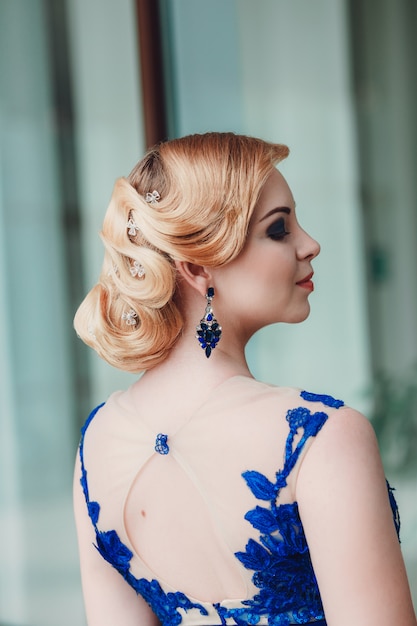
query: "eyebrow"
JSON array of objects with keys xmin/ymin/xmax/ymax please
[{"xmin": 259, "ymin": 207, "xmax": 291, "ymax": 222}]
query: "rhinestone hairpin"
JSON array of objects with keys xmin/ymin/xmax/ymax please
[
  {"xmin": 129, "ymin": 260, "xmax": 145, "ymax": 278},
  {"xmin": 145, "ymin": 190, "xmax": 160, "ymax": 204},
  {"xmin": 107, "ymin": 264, "xmax": 119, "ymax": 277},
  {"xmin": 127, "ymin": 217, "xmax": 140, "ymax": 236},
  {"xmin": 122, "ymin": 309, "xmax": 138, "ymax": 326}
]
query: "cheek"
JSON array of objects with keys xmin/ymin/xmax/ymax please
[
  {"xmin": 214, "ymin": 247, "xmax": 297, "ymax": 306},
  {"xmin": 255, "ymin": 251, "xmax": 296, "ymax": 288},
  {"xmin": 241, "ymin": 260, "xmax": 295, "ymax": 312}
]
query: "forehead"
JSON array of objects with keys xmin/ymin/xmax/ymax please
[{"xmin": 253, "ymin": 169, "xmax": 294, "ymax": 220}]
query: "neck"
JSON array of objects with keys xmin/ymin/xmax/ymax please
[{"xmin": 142, "ymin": 319, "xmax": 254, "ymax": 392}]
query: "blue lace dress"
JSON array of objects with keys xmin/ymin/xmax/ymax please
[{"xmin": 78, "ymin": 377, "xmax": 400, "ymax": 626}]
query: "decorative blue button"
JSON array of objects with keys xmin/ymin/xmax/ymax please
[{"xmin": 155, "ymin": 433, "xmax": 169, "ymax": 455}]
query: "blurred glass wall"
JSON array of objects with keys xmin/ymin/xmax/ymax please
[
  {"xmin": 0, "ymin": 1, "xmax": 415, "ymax": 624},
  {"xmin": 0, "ymin": 1, "xmax": 143, "ymax": 624}
]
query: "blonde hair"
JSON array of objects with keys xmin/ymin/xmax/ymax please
[{"xmin": 74, "ymin": 132, "xmax": 289, "ymax": 372}]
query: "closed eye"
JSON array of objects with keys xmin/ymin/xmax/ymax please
[{"xmin": 266, "ymin": 217, "xmax": 290, "ymax": 241}]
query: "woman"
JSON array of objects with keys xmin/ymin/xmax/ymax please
[{"xmin": 73, "ymin": 133, "xmax": 416, "ymax": 626}]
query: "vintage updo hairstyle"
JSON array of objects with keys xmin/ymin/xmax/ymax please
[{"xmin": 74, "ymin": 132, "xmax": 289, "ymax": 372}]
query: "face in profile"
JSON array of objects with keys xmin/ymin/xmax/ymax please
[{"xmin": 211, "ymin": 168, "xmax": 320, "ymax": 340}]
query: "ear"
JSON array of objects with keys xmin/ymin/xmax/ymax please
[{"xmin": 174, "ymin": 260, "xmax": 212, "ymax": 298}]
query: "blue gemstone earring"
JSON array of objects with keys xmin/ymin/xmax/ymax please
[{"xmin": 196, "ymin": 287, "xmax": 222, "ymax": 358}]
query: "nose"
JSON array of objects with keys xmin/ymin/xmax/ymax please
[{"xmin": 297, "ymin": 228, "xmax": 320, "ymax": 261}]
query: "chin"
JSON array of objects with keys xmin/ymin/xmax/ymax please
[{"xmin": 287, "ymin": 305, "xmax": 311, "ymax": 324}]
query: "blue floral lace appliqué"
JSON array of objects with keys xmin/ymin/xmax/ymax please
[
  {"xmin": 224, "ymin": 405, "xmax": 333, "ymax": 626},
  {"xmin": 79, "ymin": 403, "xmax": 104, "ymax": 526},
  {"xmin": 387, "ymin": 481, "xmax": 401, "ymax": 539},
  {"xmin": 300, "ymin": 390, "xmax": 344, "ymax": 409},
  {"xmin": 95, "ymin": 528, "xmax": 208, "ymax": 625}
]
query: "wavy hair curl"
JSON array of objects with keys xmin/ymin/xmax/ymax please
[{"xmin": 74, "ymin": 132, "xmax": 289, "ymax": 372}]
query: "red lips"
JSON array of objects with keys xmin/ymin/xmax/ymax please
[{"xmin": 296, "ymin": 272, "xmax": 314, "ymax": 290}]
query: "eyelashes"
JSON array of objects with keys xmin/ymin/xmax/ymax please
[{"xmin": 266, "ymin": 217, "xmax": 290, "ymax": 241}]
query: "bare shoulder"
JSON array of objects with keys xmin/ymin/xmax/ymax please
[
  {"xmin": 295, "ymin": 405, "xmax": 385, "ymax": 518},
  {"xmin": 302, "ymin": 404, "xmax": 379, "ymax": 461},
  {"xmin": 294, "ymin": 405, "xmax": 416, "ymax": 625},
  {"xmin": 80, "ymin": 390, "xmax": 127, "ymax": 442}
]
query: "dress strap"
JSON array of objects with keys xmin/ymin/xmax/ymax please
[
  {"xmin": 242, "ymin": 402, "xmax": 330, "ymax": 503},
  {"xmin": 79, "ymin": 402, "xmax": 105, "ymax": 527}
]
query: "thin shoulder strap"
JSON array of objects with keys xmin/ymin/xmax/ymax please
[
  {"xmin": 79, "ymin": 402, "xmax": 105, "ymax": 528},
  {"xmin": 242, "ymin": 403, "xmax": 332, "ymax": 504}
]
